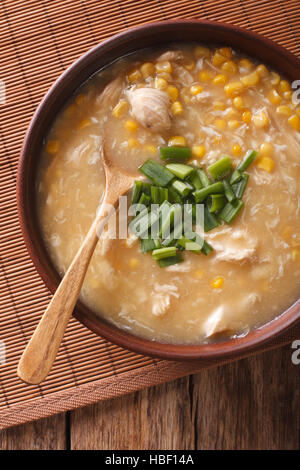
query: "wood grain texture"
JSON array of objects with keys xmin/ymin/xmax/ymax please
[
  {"xmin": 0, "ymin": 414, "xmax": 67, "ymax": 450},
  {"xmin": 70, "ymin": 345, "xmax": 299, "ymax": 450},
  {"xmin": 70, "ymin": 377, "xmax": 195, "ymax": 450}
]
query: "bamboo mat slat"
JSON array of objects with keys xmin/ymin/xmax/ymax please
[{"xmin": 0, "ymin": 0, "xmax": 299, "ymax": 430}]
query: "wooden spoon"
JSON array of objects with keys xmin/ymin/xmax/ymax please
[{"xmin": 18, "ymin": 143, "xmax": 137, "ymax": 384}]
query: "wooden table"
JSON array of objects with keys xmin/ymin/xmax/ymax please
[{"xmin": 0, "ymin": 344, "xmax": 299, "ymax": 450}]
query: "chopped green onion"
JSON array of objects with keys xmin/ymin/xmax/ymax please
[
  {"xmin": 193, "ymin": 181, "xmax": 224, "ymax": 203},
  {"xmin": 177, "ymin": 236, "xmax": 202, "ymax": 253},
  {"xmin": 159, "ymin": 146, "xmax": 191, "ymax": 161},
  {"xmin": 139, "ymin": 159, "xmax": 174, "ymax": 186},
  {"xmin": 141, "ymin": 238, "xmax": 161, "ymax": 253},
  {"xmin": 168, "ymin": 185, "xmax": 182, "ymax": 203},
  {"xmin": 131, "ymin": 181, "xmax": 143, "ymax": 204},
  {"xmin": 232, "ymin": 173, "xmax": 249, "ymax": 198},
  {"xmin": 198, "ymin": 169, "xmax": 210, "ymax": 187},
  {"xmin": 152, "ymin": 246, "xmax": 177, "ymax": 260},
  {"xmin": 237, "ymin": 150, "xmax": 258, "ymax": 172},
  {"xmin": 160, "ymin": 204, "xmax": 182, "ymax": 239},
  {"xmin": 230, "ymin": 169, "xmax": 242, "ymax": 185},
  {"xmin": 157, "ymin": 253, "xmax": 184, "ymax": 267},
  {"xmin": 183, "ymin": 230, "xmax": 213, "ymax": 255},
  {"xmin": 219, "ymin": 199, "xmax": 244, "ymax": 224},
  {"xmin": 222, "ymin": 179, "xmax": 236, "ymax": 202},
  {"xmin": 208, "ymin": 156, "xmax": 232, "ymax": 180},
  {"xmin": 207, "ymin": 194, "xmax": 227, "ymax": 213},
  {"xmin": 172, "ymin": 180, "xmax": 193, "ymax": 197},
  {"xmin": 162, "ymin": 221, "xmax": 184, "ymax": 247},
  {"xmin": 203, "ymin": 206, "xmax": 219, "ymax": 232},
  {"xmin": 138, "ymin": 192, "xmax": 151, "ymax": 206},
  {"xmin": 189, "ymin": 169, "xmax": 203, "ymax": 190},
  {"xmin": 150, "ymin": 185, "xmax": 168, "ymax": 204},
  {"xmin": 166, "ymin": 163, "xmax": 194, "ymax": 179}
]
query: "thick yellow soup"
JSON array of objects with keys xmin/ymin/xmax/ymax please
[{"xmin": 36, "ymin": 45, "xmax": 300, "ymax": 344}]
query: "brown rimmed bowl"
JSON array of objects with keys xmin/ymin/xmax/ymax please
[{"xmin": 17, "ymin": 20, "xmax": 300, "ymax": 361}]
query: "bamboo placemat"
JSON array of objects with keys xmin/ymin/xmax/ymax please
[{"xmin": 1, "ymin": 0, "xmax": 300, "ymax": 430}]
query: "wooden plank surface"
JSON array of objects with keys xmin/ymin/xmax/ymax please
[{"xmin": 1, "ymin": 345, "xmax": 299, "ymax": 450}]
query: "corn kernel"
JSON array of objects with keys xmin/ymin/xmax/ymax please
[
  {"xmin": 280, "ymin": 80, "xmax": 291, "ymax": 93},
  {"xmin": 128, "ymin": 69, "xmax": 142, "ymax": 82},
  {"xmin": 283, "ymin": 90, "xmax": 293, "ymax": 100},
  {"xmin": 253, "ymin": 111, "xmax": 269, "ymax": 128},
  {"xmin": 140, "ymin": 62, "xmax": 155, "ymax": 78},
  {"xmin": 213, "ymin": 100, "xmax": 226, "ymax": 110},
  {"xmin": 210, "ymin": 276, "xmax": 224, "ymax": 289},
  {"xmin": 296, "ymin": 107, "xmax": 300, "ymax": 118},
  {"xmin": 256, "ymin": 156, "xmax": 274, "ymax": 172},
  {"xmin": 239, "ymin": 58, "xmax": 253, "ymax": 69},
  {"xmin": 276, "ymin": 105, "xmax": 292, "ymax": 116},
  {"xmin": 233, "ymin": 96, "xmax": 245, "ymax": 110},
  {"xmin": 213, "ymin": 74, "xmax": 228, "ymax": 85},
  {"xmin": 129, "ymin": 258, "xmax": 139, "ymax": 268},
  {"xmin": 268, "ymin": 88, "xmax": 281, "ymax": 105},
  {"xmin": 143, "ymin": 144, "xmax": 157, "ymax": 154},
  {"xmin": 77, "ymin": 118, "xmax": 91, "ymax": 130},
  {"xmin": 212, "ymin": 52, "xmax": 227, "ymax": 67},
  {"xmin": 190, "ymin": 84, "xmax": 203, "ymax": 95},
  {"xmin": 166, "ymin": 85, "xmax": 179, "ymax": 101},
  {"xmin": 112, "ymin": 100, "xmax": 128, "ymax": 118},
  {"xmin": 154, "ymin": 77, "xmax": 168, "ymax": 89},
  {"xmin": 221, "ymin": 60, "xmax": 238, "ymax": 75},
  {"xmin": 291, "ymin": 249, "xmax": 300, "ymax": 265},
  {"xmin": 259, "ymin": 142, "xmax": 273, "ymax": 157},
  {"xmin": 194, "ymin": 46, "xmax": 210, "ymax": 58},
  {"xmin": 242, "ymin": 110, "xmax": 252, "ymax": 124},
  {"xmin": 46, "ymin": 140, "xmax": 60, "ymax": 154},
  {"xmin": 232, "ymin": 144, "xmax": 242, "ymax": 156},
  {"xmin": 214, "ymin": 119, "xmax": 226, "ymax": 130},
  {"xmin": 199, "ymin": 70, "xmax": 212, "ymax": 82},
  {"xmin": 224, "ymin": 81, "xmax": 244, "ymax": 97},
  {"xmin": 155, "ymin": 61, "xmax": 172, "ymax": 74},
  {"xmin": 168, "ymin": 136, "xmax": 186, "ymax": 147},
  {"xmin": 125, "ymin": 120, "xmax": 138, "ymax": 132},
  {"xmin": 171, "ymin": 101, "xmax": 183, "ymax": 115},
  {"xmin": 192, "ymin": 145, "xmax": 206, "ymax": 159},
  {"xmin": 288, "ymin": 114, "xmax": 300, "ymax": 130},
  {"xmin": 217, "ymin": 47, "xmax": 232, "ymax": 59},
  {"xmin": 128, "ymin": 138, "xmax": 140, "ymax": 148},
  {"xmin": 228, "ymin": 119, "xmax": 241, "ymax": 129},
  {"xmin": 194, "ymin": 269, "xmax": 204, "ymax": 279},
  {"xmin": 226, "ymin": 107, "xmax": 239, "ymax": 118},
  {"xmin": 75, "ymin": 94, "xmax": 85, "ymax": 105},
  {"xmin": 270, "ymin": 71, "xmax": 280, "ymax": 85},
  {"xmin": 241, "ymin": 70, "xmax": 260, "ymax": 87},
  {"xmin": 183, "ymin": 60, "xmax": 195, "ymax": 71},
  {"xmin": 256, "ymin": 64, "xmax": 269, "ymax": 77}
]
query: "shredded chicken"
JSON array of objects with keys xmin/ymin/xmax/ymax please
[
  {"xmin": 156, "ymin": 50, "xmax": 184, "ymax": 62},
  {"xmin": 97, "ymin": 77, "xmax": 123, "ymax": 108},
  {"xmin": 207, "ymin": 228, "xmax": 257, "ymax": 262},
  {"xmin": 173, "ymin": 64, "xmax": 194, "ymax": 85},
  {"xmin": 127, "ymin": 88, "xmax": 171, "ymax": 132},
  {"xmin": 152, "ymin": 283, "xmax": 179, "ymax": 316}
]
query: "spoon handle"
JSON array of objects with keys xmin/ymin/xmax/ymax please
[{"xmin": 17, "ymin": 197, "xmax": 115, "ymax": 385}]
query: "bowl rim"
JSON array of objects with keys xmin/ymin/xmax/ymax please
[{"xmin": 17, "ymin": 19, "xmax": 300, "ymax": 361}]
